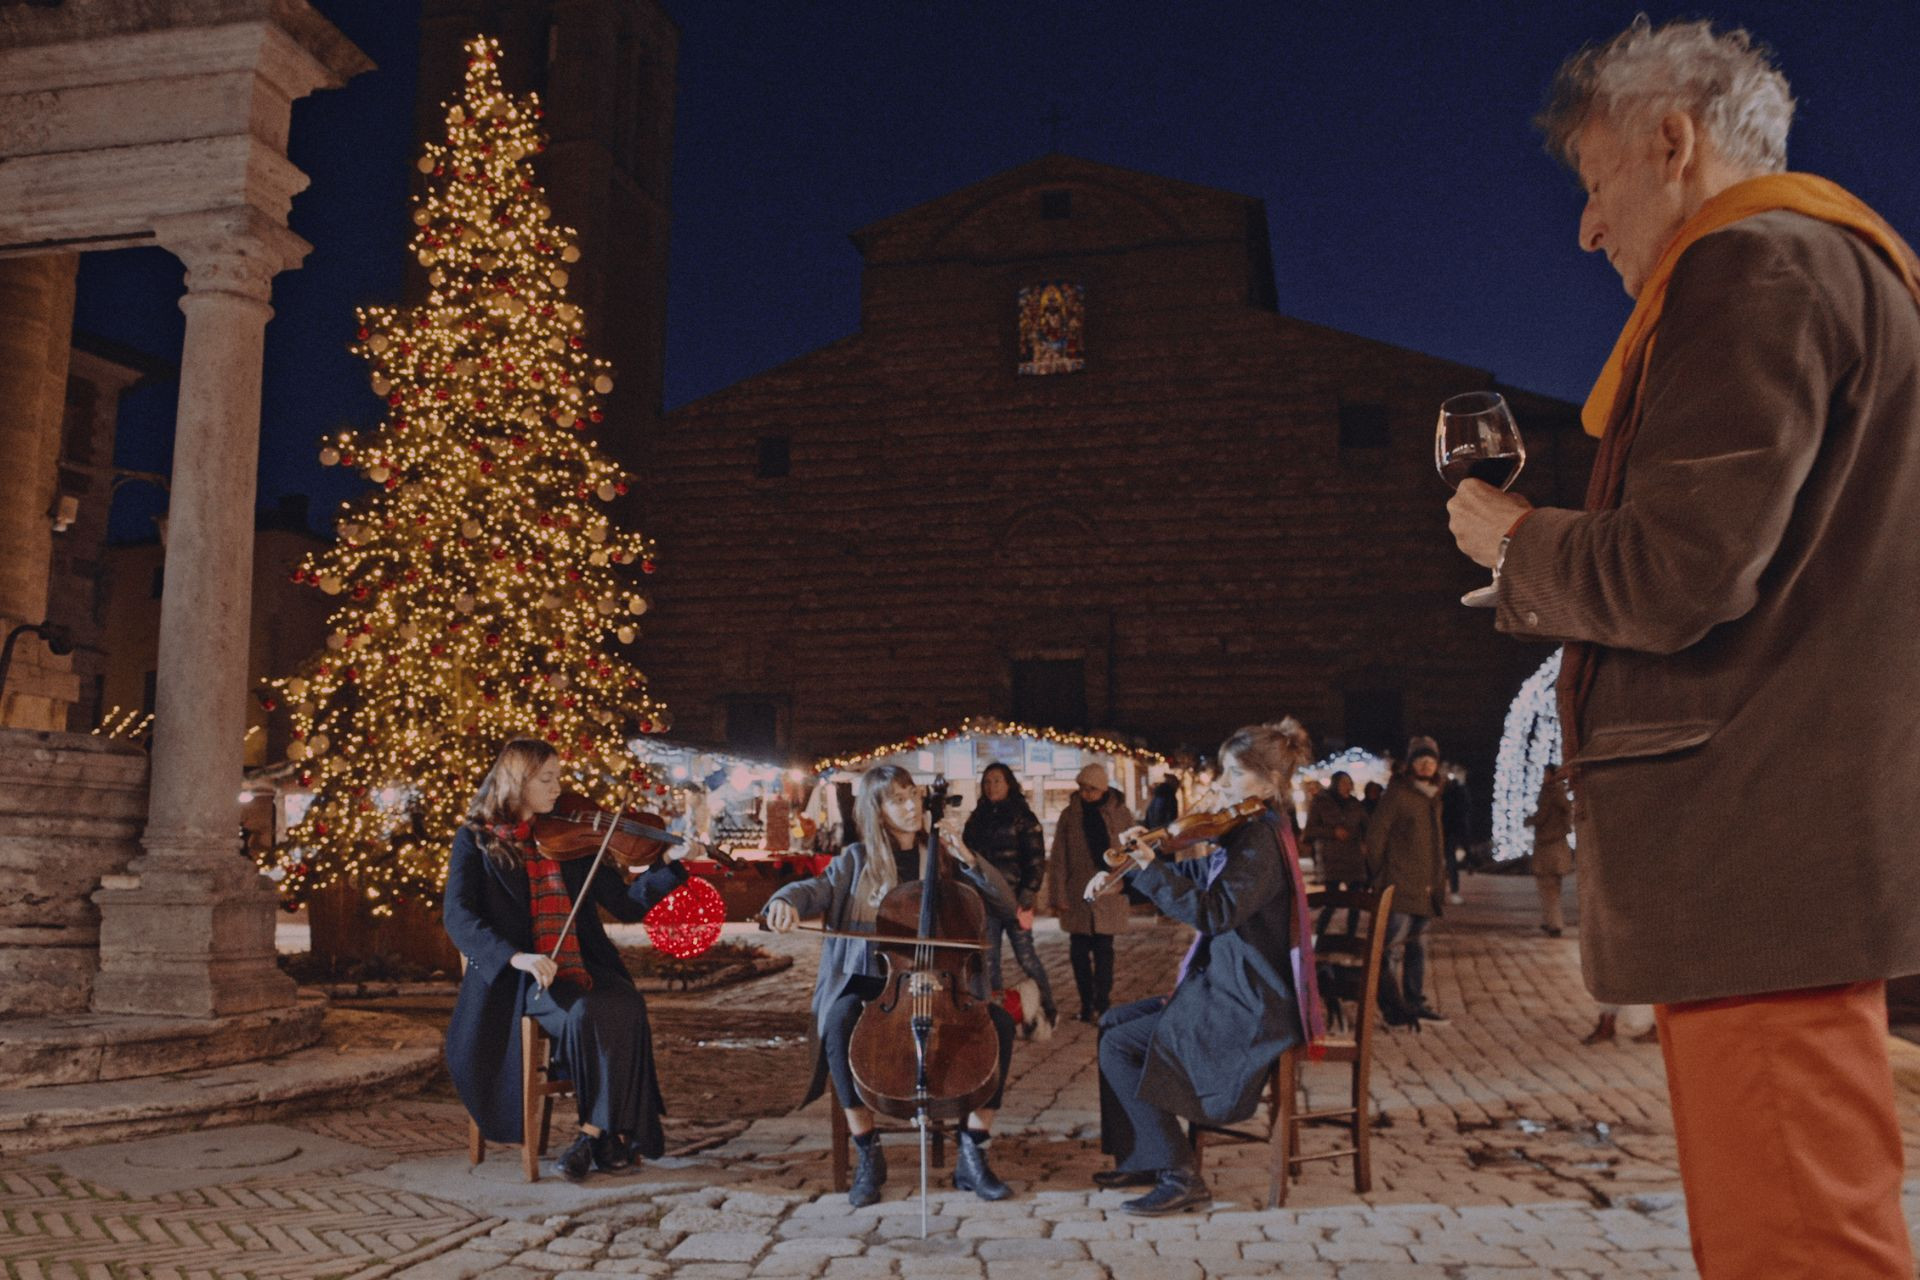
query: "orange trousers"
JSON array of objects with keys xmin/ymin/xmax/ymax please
[{"xmin": 1655, "ymin": 980, "xmax": 1914, "ymax": 1279}]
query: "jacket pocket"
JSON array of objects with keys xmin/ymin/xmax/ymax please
[{"xmin": 1570, "ymin": 718, "xmax": 1717, "ymax": 765}]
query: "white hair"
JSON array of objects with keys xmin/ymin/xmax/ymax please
[{"xmin": 1538, "ymin": 15, "xmax": 1795, "ymax": 175}]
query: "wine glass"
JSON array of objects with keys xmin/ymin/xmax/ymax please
[{"xmin": 1436, "ymin": 391, "xmax": 1526, "ymax": 607}]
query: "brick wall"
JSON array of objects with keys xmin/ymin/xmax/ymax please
[{"xmin": 634, "ymin": 156, "xmax": 1596, "ymax": 798}]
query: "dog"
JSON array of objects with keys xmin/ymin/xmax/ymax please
[{"xmin": 1001, "ymin": 978, "xmax": 1054, "ymax": 1042}]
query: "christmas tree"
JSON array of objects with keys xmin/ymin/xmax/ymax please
[{"xmin": 263, "ymin": 36, "xmax": 669, "ymax": 915}]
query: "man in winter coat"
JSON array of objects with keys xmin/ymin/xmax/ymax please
[
  {"xmin": 1363, "ymin": 737, "xmax": 1449, "ymax": 1025},
  {"xmin": 1446, "ymin": 17, "xmax": 1920, "ymax": 1273},
  {"xmin": 1048, "ymin": 763, "xmax": 1133, "ymax": 1021}
]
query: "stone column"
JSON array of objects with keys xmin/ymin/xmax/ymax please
[
  {"xmin": 0, "ymin": 253, "xmax": 81, "ymax": 730},
  {"xmin": 91, "ymin": 209, "xmax": 310, "ymax": 1018}
]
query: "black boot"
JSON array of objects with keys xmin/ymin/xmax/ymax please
[
  {"xmin": 555, "ymin": 1131, "xmax": 595, "ymax": 1182},
  {"xmin": 953, "ymin": 1128, "xmax": 1012, "ymax": 1201},
  {"xmin": 591, "ymin": 1130, "xmax": 631, "ymax": 1172},
  {"xmin": 1122, "ymin": 1168, "xmax": 1211, "ymax": 1216},
  {"xmin": 848, "ymin": 1132, "xmax": 887, "ymax": 1208}
]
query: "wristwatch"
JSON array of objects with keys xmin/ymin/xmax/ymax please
[{"xmin": 1493, "ymin": 532, "xmax": 1514, "ymax": 583}]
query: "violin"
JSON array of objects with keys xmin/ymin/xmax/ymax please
[
  {"xmin": 1090, "ymin": 795, "xmax": 1269, "ymax": 899},
  {"xmin": 532, "ymin": 791, "xmax": 739, "ymax": 871},
  {"xmin": 846, "ymin": 783, "xmax": 1001, "ymax": 1123}
]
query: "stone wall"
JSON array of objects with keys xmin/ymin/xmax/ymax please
[
  {"xmin": 0, "ymin": 730, "xmax": 147, "ymax": 1015},
  {"xmin": 634, "ymin": 156, "xmax": 1597, "ymax": 793}
]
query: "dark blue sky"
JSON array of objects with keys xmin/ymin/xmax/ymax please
[{"xmin": 77, "ymin": 1, "xmax": 1920, "ymax": 540}]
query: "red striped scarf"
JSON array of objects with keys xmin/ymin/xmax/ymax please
[{"xmin": 526, "ymin": 852, "xmax": 592, "ymax": 991}]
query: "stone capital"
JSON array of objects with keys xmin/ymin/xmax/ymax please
[{"xmin": 154, "ymin": 206, "xmax": 310, "ymax": 305}]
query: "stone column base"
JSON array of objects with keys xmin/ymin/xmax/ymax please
[{"xmin": 92, "ymin": 840, "xmax": 297, "ymax": 1018}]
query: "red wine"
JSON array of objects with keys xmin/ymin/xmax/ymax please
[{"xmin": 1440, "ymin": 454, "xmax": 1521, "ymax": 491}]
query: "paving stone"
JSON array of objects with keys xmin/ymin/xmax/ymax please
[
  {"xmin": 392, "ymin": 1248, "xmax": 508, "ymax": 1280},
  {"xmin": 669, "ymin": 1231, "xmax": 773, "ymax": 1263},
  {"xmin": 510, "ymin": 1250, "xmax": 588, "ymax": 1270},
  {"xmin": 954, "ymin": 1216, "xmax": 1046, "ymax": 1239},
  {"xmin": 974, "ymin": 1237, "xmax": 1085, "ymax": 1261},
  {"xmin": 661, "ymin": 1207, "xmax": 777, "ymax": 1236},
  {"xmin": 750, "ymin": 1259, "xmax": 826, "ymax": 1279},
  {"xmin": 589, "ymin": 1262, "xmax": 670, "ymax": 1277},
  {"xmin": 725, "ymin": 1191, "xmax": 810, "ymax": 1217},
  {"xmin": 981, "ymin": 1263, "xmax": 1105, "ymax": 1280},
  {"xmin": 547, "ymin": 1236, "xmax": 605, "ymax": 1257}
]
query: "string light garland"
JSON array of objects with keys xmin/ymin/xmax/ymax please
[
  {"xmin": 815, "ymin": 717, "xmax": 1166, "ymax": 774},
  {"xmin": 261, "ymin": 36, "xmax": 670, "ymax": 915},
  {"xmin": 1492, "ymin": 648, "xmax": 1569, "ymax": 863},
  {"xmin": 644, "ymin": 876, "xmax": 726, "ymax": 959}
]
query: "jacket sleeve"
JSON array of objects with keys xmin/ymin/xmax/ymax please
[
  {"xmin": 1303, "ymin": 795, "xmax": 1332, "ymax": 843},
  {"xmin": 959, "ymin": 853, "xmax": 1019, "ymax": 921},
  {"xmin": 765, "ymin": 846, "xmax": 855, "ymax": 923},
  {"xmin": 1498, "ymin": 224, "xmax": 1844, "ymax": 653},
  {"xmin": 1362, "ymin": 794, "xmax": 1394, "ymax": 883},
  {"xmin": 1047, "ymin": 812, "xmax": 1070, "ymax": 910},
  {"xmin": 443, "ymin": 828, "xmax": 520, "ymax": 981},
  {"xmin": 588, "ymin": 857, "xmax": 691, "ymax": 923},
  {"xmin": 1015, "ymin": 816, "xmax": 1046, "ymax": 908},
  {"xmin": 1128, "ymin": 831, "xmax": 1284, "ymax": 936}
]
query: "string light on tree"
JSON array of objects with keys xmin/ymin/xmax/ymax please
[
  {"xmin": 263, "ymin": 35, "xmax": 670, "ymax": 914},
  {"xmin": 1492, "ymin": 648, "xmax": 1570, "ymax": 863}
]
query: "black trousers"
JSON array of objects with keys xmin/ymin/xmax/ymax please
[
  {"xmin": 1069, "ymin": 932, "xmax": 1115, "ymax": 1013},
  {"xmin": 822, "ymin": 977, "xmax": 1014, "ymax": 1112},
  {"xmin": 1096, "ymin": 996, "xmax": 1192, "ymax": 1172},
  {"xmin": 527, "ymin": 978, "xmax": 667, "ymax": 1156}
]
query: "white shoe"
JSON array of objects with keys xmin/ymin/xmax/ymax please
[{"xmin": 1448, "ymin": 893, "xmax": 1463, "ymax": 905}]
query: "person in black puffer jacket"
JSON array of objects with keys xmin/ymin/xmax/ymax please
[{"xmin": 963, "ymin": 762, "xmax": 1058, "ymax": 1028}]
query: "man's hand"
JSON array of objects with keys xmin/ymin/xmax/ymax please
[
  {"xmin": 1016, "ymin": 907, "xmax": 1035, "ymax": 930},
  {"xmin": 1447, "ymin": 479, "xmax": 1533, "ymax": 569}
]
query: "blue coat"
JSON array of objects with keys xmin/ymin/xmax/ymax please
[
  {"xmin": 441, "ymin": 823, "xmax": 689, "ymax": 1143},
  {"xmin": 1123, "ymin": 811, "xmax": 1303, "ymax": 1125}
]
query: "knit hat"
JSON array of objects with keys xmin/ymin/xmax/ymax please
[
  {"xmin": 1075, "ymin": 762, "xmax": 1109, "ymax": 790},
  {"xmin": 1406, "ymin": 736, "xmax": 1441, "ymax": 764}
]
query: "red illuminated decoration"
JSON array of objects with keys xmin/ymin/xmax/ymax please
[{"xmin": 644, "ymin": 875, "xmax": 726, "ymax": 959}]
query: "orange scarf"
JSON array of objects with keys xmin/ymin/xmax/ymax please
[{"xmin": 1581, "ymin": 173, "xmax": 1920, "ymax": 437}]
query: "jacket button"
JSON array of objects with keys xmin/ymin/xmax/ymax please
[{"xmin": 1525, "ymin": 610, "xmax": 1540, "ymax": 627}]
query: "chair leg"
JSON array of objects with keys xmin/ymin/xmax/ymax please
[
  {"xmin": 521, "ymin": 1019, "xmax": 544, "ymax": 1183},
  {"xmin": 1352, "ymin": 1057, "xmax": 1372, "ymax": 1194},
  {"xmin": 830, "ymin": 1103, "xmax": 850, "ymax": 1193},
  {"xmin": 1188, "ymin": 1120, "xmax": 1206, "ymax": 1177},
  {"xmin": 1268, "ymin": 1050, "xmax": 1296, "ymax": 1208},
  {"xmin": 932, "ymin": 1125, "xmax": 946, "ymax": 1170},
  {"xmin": 467, "ymin": 1118, "xmax": 484, "ymax": 1167}
]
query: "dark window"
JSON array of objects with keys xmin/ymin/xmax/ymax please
[
  {"xmin": 1011, "ymin": 658, "xmax": 1088, "ymax": 731},
  {"xmin": 1338, "ymin": 403, "xmax": 1390, "ymax": 450},
  {"xmin": 141, "ymin": 670, "xmax": 158, "ymax": 716},
  {"xmin": 1343, "ymin": 688, "xmax": 1404, "ymax": 757},
  {"xmin": 1041, "ymin": 189, "xmax": 1073, "ymax": 220},
  {"xmin": 149, "ymin": 566, "xmax": 164, "ymax": 599},
  {"xmin": 755, "ymin": 436, "xmax": 791, "ymax": 479},
  {"xmin": 725, "ymin": 698, "xmax": 780, "ymax": 753}
]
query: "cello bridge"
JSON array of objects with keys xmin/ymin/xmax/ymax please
[{"xmin": 907, "ymin": 973, "xmax": 938, "ymax": 998}]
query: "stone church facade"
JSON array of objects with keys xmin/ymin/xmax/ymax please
[{"xmin": 639, "ymin": 155, "xmax": 1595, "ymax": 781}]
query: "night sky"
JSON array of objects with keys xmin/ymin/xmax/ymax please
[{"xmin": 75, "ymin": 1, "xmax": 1920, "ymax": 542}]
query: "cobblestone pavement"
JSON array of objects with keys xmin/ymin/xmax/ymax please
[{"xmin": 6, "ymin": 873, "xmax": 1920, "ymax": 1279}]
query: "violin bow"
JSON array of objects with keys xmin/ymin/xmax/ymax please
[{"xmin": 547, "ymin": 784, "xmax": 630, "ymax": 964}]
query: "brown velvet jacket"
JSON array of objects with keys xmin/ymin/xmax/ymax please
[{"xmin": 1499, "ymin": 211, "xmax": 1920, "ymax": 1005}]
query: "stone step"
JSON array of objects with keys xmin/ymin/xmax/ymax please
[
  {"xmin": 0, "ymin": 1006, "xmax": 443, "ymax": 1156},
  {"xmin": 0, "ymin": 994, "xmax": 327, "ymax": 1088}
]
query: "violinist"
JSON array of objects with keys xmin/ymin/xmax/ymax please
[
  {"xmin": 443, "ymin": 737, "xmax": 692, "ymax": 1181},
  {"xmin": 760, "ymin": 764, "xmax": 1021, "ymax": 1208},
  {"xmin": 1086, "ymin": 720, "xmax": 1324, "ymax": 1215}
]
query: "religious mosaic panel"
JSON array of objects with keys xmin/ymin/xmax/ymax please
[{"xmin": 1017, "ymin": 281, "xmax": 1086, "ymax": 375}]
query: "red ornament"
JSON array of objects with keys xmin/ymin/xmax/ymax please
[
  {"xmin": 357, "ymin": 326, "xmax": 371, "ymax": 340},
  {"xmin": 644, "ymin": 876, "xmax": 725, "ymax": 959},
  {"xmin": 641, "ymin": 560, "xmax": 657, "ymax": 575}
]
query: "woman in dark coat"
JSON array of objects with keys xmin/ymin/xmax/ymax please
[
  {"xmin": 761, "ymin": 764, "xmax": 1021, "ymax": 1208},
  {"xmin": 1089, "ymin": 720, "xmax": 1324, "ymax": 1216},
  {"xmin": 443, "ymin": 737, "xmax": 690, "ymax": 1181},
  {"xmin": 962, "ymin": 762, "xmax": 1057, "ymax": 1028}
]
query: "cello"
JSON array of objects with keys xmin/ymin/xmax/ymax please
[{"xmin": 845, "ymin": 777, "xmax": 999, "ymax": 1234}]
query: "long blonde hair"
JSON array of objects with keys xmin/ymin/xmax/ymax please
[
  {"xmin": 1218, "ymin": 718, "xmax": 1313, "ymax": 801},
  {"xmin": 468, "ymin": 737, "xmax": 557, "ymax": 868},
  {"xmin": 853, "ymin": 764, "xmax": 918, "ymax": 909}
]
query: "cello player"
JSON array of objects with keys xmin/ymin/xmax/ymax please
[{"xmin": 760, "ymin": 764, "xmax": 1020, "ymax": 1207}]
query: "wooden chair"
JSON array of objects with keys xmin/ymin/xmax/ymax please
[
  {"xmin": 464, "ymin": 956, "xmax": 577, "ymax": 1182},
  {"xmin": 1187, "ymin": 883, "xmax": 1395, "ymax": 1207},
  {"xmin": 828, "ymin": 1101, "xmax": 950, "ymax": 1192}
]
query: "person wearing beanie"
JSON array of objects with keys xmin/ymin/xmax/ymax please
[
  {"xmin": 1048, "ymin": 762, "xmax": 1134, "ymax": 1021},
  {"xmin": 1363, "ymin": 737, "xmax": 1451, "ymax": 1026}
]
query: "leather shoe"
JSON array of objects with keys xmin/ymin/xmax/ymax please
[
  {"xmin": 1092, "ymin": 1167, "xmax": 1156, "ymax": 1189},
  {"xmin": 591, "ymin": 1130, "xmax": 631, "ymax": 1172},
  {"xmin": 1122, "ymin": 1168, "xmax": 1211, "ymax": 1215},
  {"xmin": 555, "ymin": 1131, "xmax": 595, "ymax": 1182},
  {"xmin": 954, "ymin": 1130, "xmax": 1012, "ymax": 1201},
  {"xmin": 848, "ymin": 1137, "xmax": 887, "ymax": 1208}
]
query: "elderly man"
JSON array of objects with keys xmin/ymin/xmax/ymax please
[{"xmin": 1448, "ymin": 17, "xmax": 1920, "ymax": 1276}]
